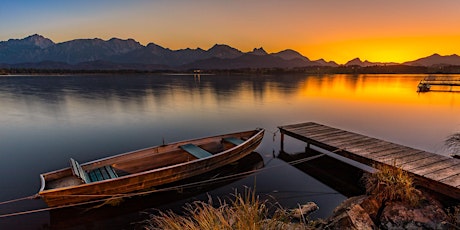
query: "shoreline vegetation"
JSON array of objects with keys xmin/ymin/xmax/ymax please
[
  {"xmin": 2, "ymin": 64, "xmax": 460, "ymax": 75},
  {"xmin": 143, "ymin": 164, "xmax": 460, "ymax": 229}
]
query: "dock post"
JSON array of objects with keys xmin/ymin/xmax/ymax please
[
  {"xmin": 305, "ymin": 142, "xmax": 310, "ymax": 153},
  {"xmin": 280, "ymin": 131, "xmax": 284, "ymax": 151}
]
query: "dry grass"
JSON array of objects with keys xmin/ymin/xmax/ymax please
[
  {"xmin": 144, "ymin": 188, "xmax": 314, "ymax": 230},
  {"xmin": 363, "ymin": 163, "xmax": 421, "ymax": 206}
]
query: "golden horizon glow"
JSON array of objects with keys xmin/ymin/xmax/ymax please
[
  {"xmin": 3, "ymin": 1, "xmax": 460, "ymax": 64},
  {"xmin": 295, "ymin": 74, "xmax": 460, "ymax": 106},
  {"xmin": 299, "ymin": 35, "xmax": 460, "ymax": 64}
]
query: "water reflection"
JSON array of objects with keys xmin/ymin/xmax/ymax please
[
  {"xmin": 278, "ymin": 151, "xmax": 365, "ymax": 197},
  {"xmin": 0, "ymin": 73, "xmax": 459, "ymax": 229}
]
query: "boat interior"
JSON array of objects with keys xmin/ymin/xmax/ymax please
[{"xmin": 42, "ymin": 131, "xmax": 256, "ymax": 191}]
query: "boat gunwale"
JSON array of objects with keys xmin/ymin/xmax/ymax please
[{"xmin": 39, "ymin": 129, "xmax": 264, "ymax": 194}]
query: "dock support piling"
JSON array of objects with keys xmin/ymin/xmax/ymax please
[
  {"xmin": 305, "ymin": 142, "xmax": 311, "ymax": 153},
  {"xmin": 280, "ymin": 132, "xmax": 284, "ymax": 152}
]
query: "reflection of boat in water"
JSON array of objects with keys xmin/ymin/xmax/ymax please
[
  {"xmin": 39, "ymin": 129, "xmax": 264, "ymax": 207},
  {"xmin": 49, "ymin": 152, "xmax": 264, "ymax": 229},
  {"xmin": 278, "ymin": 150, "xmax": 365, "ymax": 197}
]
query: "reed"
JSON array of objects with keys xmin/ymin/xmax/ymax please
[
  {"xmin": 144, "ymin": 188, "xmax": 313, "ymax": 230},
  {"xmin": 363, "ymin": 163, "xmax": 421, "ymax": 206}
]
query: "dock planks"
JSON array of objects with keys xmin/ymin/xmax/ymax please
[{"xmin": 279, "ymin": 122, "xmax": 460, "ymax": 200}]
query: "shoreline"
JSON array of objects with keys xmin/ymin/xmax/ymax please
[{"xmin": 2, "ymin": 64, "xmax": 460, "ymax": 75}]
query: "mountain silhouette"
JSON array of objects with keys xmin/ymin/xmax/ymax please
[
  {"xmin": 1, "ymin": 35, "xmax": 459, "ymax": 70},
  {"xmin": 403, "ymin": 53, "xmax": 460, "ymax": 66},
  {"xmin": 345, "ymin": 58, "xmax": 399, "ymax": 67}
]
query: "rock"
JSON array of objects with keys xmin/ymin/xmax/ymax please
[
  {"xmin": 325, "ymin": 193, "xmax": 451, "ymax": 229},
  {"xmin": 288, "ymin": 202, "xmax": 319, "ymax": 219},
  {"xmin": 380, "ymin": 198, "xmax": 449, "ymax": 229},
  {"xmin": 332, "ymin": 195, "xmax": 380, "ymax": 221},
  {"xmin": 325, "ymin": 195, "xmax": 377, "ymax": 229},
  {"xmin": 327, "ymin": 204, "xmax": 376, "ymax": 229}
]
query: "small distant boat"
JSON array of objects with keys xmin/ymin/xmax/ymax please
[
  {"xmin": 417, "ymin": 82, "xmax": 431, "ymax": 92},
  {"xmin": 38, "ymin": 129, "xmax": 264, "ymax": 207}
]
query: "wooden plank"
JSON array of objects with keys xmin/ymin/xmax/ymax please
[
  {"xmin": 440, "ymin": 174, "xmax": 460, "ymax": 188},
  {"xmin": 388, "ymin": 149, "xmax": 427, "ymax": 167},
  {"xmin": 374, "ymin": 149, "xmax": 421, "ymax": 164},
  {"xmin": 289, "ymin": 129, "xmax": 333, "ymax": 139},
  {"xmin": 359, "ymin": 143, "xmax": 403, "ymax": 156},
  {"xmin": 394, "ymin": 151, "xmax": 437, "ymax": 167},
  {"xmin": 340, "ymin": 144, "xmax": 389, "ymax": 157},
  {"xmin": 411, "ymin": 159, "xmax": 458, "ymax": 176},
  {"xmin": 365, "ymin": 147, "xmax": 408, "ymax": 159},
  {"xmin": 89, "ymin": 171, "xmax": 97, "ymax": 182},
  {"xmin": 313, "ymin": 132, "xmax": 359, "ymax": 143},
  {"xmin": 69, "ymin": 158, "xmax": 90, "ymax": 183},
  {"xmin": 333, "ymin": 137, "xmax": 381, "ymax": 151},
  {"xmin": 105, "ymin": 166, "xmax": 118, "ymax": 179},
  {"xmin": 423, "ymin": 162, "xmax": 460, "ymax": 181},
  {"xmin": 180, "ymin": 144, "xmax": 213, "ymax": 159},
  {"xmin": 400, "ymin": 155, "xmax": 447, "ymax": 171},
  {"xmin": 323, "ymin": 134, "xmax": 369, "ymax": 146},
  {"xmin": 307, "ymin": 130, "xmax": 350, "ymax": 140},
  {"xmin": 69, "ymin": 158, "xmax": 80, "ymax": 178},
  {"xmin": 281, "ymin": 122, "xmax": 318, "ymax": 130},
  {"xmin": 94, "ymin": 169, "xmax": 103, "ymax": 181},
  {"xmin": 100, "ymin": 167, "xmax": 110, "ymax": 180},
  {"xmin": 223, "ymin": 137, "xmax": 244, "ymax": 145},
  {"xmin": 283, "ymin": 124, "xmax": 324, "ymax": 133},
  {"xmin": 340, "ymin": 139, "xmax": 392, "ymax": 155},
  {"xmin": 296, "ymin": 128, "xmax": 344, "ymax": 138}
]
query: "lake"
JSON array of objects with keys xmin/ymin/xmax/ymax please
[{"xmin": 0, "ymin": 73, "xmax": 459, "ymax": 229}]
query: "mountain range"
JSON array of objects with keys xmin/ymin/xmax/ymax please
[{"xmin": 1, "ymin": 34, "xmax": 460, "ymax": 70}]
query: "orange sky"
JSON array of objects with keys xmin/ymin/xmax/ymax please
[{"xmin": 2, "ymin": 0, "xmax": 460, "ymax": 64}]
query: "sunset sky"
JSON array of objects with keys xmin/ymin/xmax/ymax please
[{"xmin": 2, "ymin": 0, "xmax": 460, "ymax": 64}]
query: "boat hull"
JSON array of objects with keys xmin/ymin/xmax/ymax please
[{"xmin": 38, "ymin": 129, "xmax": 264, "ymax": 207}]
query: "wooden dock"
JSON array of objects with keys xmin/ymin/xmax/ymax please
[
  {"xmin": 279, "ymin": 122, "xmax": 460, "ymax": 200},
  {"xmin": 418, "ymin": 76, "xmax": 460, "ymax": 92}
]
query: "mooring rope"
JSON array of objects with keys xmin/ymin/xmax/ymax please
[
  {"xmin": 0, "ymin": 194, "xmax": 39, "ymax": 205},
  {"xmin": 0, "ymin": 152, "xmax": 326, "ymax": 218},
  {"xmin": 263, "ymin": 128, "xmax": 280, "ymax": 142}
]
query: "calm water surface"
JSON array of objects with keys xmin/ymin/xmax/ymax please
[{"xmin": 0, "ymin": 74, "xmax": 459, "ymax": 229}]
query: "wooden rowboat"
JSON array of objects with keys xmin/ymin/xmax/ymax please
[{"xmin": 38, "ymin": 129, "xmax": 264, "ymax": 207}]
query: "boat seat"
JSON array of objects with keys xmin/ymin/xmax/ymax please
[
  {"xmin": 223, "ymin": 137, "xmax": 245, "ymax": 145},
  {"xmin": 180, "ymin": 144, "xmax": 213, "ymax": 159},
  {"xmin": 70, "ymin": 158, "xmax": 118, "ymax": 183},
  {"xmin": 88, "ymin": 166, "xmax": 119, "ymax": 182}
]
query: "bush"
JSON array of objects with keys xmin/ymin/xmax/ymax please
[{"xmin": 363, "ymin": 163, "xmax": 421, "ymax": 206}]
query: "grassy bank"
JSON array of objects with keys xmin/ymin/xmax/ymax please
[
  {"xmin": 142, "ymin": 163, "xmax": 459, "ymax": 229},
  {"xmin": 143, "ymin": 188, "xmax": 318, "ymax": 230}
]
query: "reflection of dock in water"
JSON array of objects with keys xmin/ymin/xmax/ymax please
[
  {"xmin": 417, "ymin": 76, "xmax": 460, "ymax": 92},
  {"xmin": 279, "ymin": 122, "xmax": 460, "ymax": 200},
  {"xmin": 49, "ymin": 152, "xmax": 264, "ymax": 229},
  {"xmin": 278, "ymin": 151, "xmax": 365, "ymax": 197}
]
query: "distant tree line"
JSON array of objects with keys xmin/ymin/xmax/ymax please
[{"xmin": 2, "ymin": 65, "xmax": 460, "ymax": 75}]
